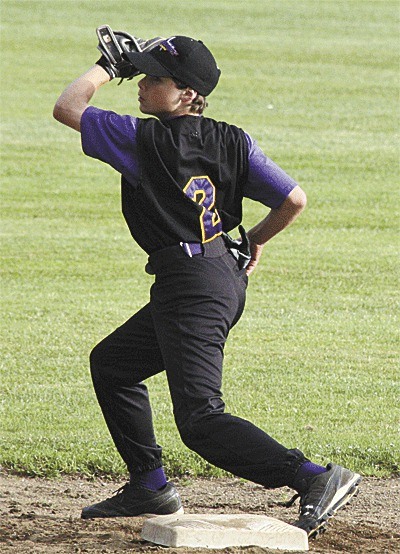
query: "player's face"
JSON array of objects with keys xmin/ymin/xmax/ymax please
[{"xmin": 137, "ymin": 76, "xmax": 188, "ymax": 118}]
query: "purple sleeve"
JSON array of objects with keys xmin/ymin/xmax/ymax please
[
  {"xmin": 80, "ymin": 106, "xmax": 140, "ymax": 183},
  {"xmin": 243, "ymin": 133, "xmax": 298, "ymax": 208}
]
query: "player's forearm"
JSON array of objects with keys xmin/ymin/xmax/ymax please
[
  {"xmin": 245, "ymin": 186, "xmax": 306, "ymax": 276},
  {"xmin": 53, "ymin": 65, "xmax": 110, "ymax": 132},
  {"xmin": 248, "ymin": 185, "xmax": 307, "ymax": 246}
]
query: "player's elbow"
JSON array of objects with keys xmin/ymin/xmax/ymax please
[
  {"xmin": 53, "ymin": 99, "xmax": 70, "ymax": 124},
  {"xmin": 53, "ymin": 100, "xmax": 65, "ymax": 123},
  {"xmin": 53, "ymin": 99, "xmax": 82, "ymax": 132},
  {"xmin": 289, "ymin": 185, "xmax": 307, "ymax": 213}
]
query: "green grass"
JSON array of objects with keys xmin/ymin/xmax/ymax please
[{"xmin": 1, "ymin": 0, "xmax": 399, "ymax": 479}]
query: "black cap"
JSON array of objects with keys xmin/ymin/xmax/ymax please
[{"xmin": 124, "ymin": 36, "xmax": 220, "ymax": 96}]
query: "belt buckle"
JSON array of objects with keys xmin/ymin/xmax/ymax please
[
  {"xmin": 180, "ymin": 242, "xmax": 203, "ymax": 257},
  {"xmin": 180, "ymin": 242, "xmax": 193, "ymax": 257}
]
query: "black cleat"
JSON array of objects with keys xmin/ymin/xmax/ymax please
[
  {"xmin": 292, "ymin": 463, "xmax": 361, "ymax": 538},
  {"xmin": 81, "ymin": 482, "xmax": 183, "ymax": 519}
]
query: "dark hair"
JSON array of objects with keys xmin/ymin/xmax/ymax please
[{"xmin": 174, "ymin": 80, "xmax": 208, "ymax": 114}]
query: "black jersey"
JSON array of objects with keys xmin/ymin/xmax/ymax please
[{"xmin": 121, "ymin": 116, "xmax": 249, "ymax": 254}]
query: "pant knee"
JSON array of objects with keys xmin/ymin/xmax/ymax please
[
  {"xmin": 89, "ymin": 338, "xmax": 151, "ymax": 387},
  {"xmin": 89, "ymin": 340, "xmax": 110, "ymax": 381},
  {"xmin": 176, "ymin": 399, "xmax": 225, "ymax": 449},
  {"xmin": 178, "ymin": 421, "xmax": 202, "ymax": 450}
]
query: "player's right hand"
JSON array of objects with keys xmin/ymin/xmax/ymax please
[{"xmin": 246, "ymin": 241, "xmax": 264, "ymax": 276}]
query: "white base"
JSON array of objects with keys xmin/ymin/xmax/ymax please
[{"xmin": 141, "ymin": 513, "xmax": 308, "ymax": 550}]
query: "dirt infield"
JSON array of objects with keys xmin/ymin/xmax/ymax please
[{"xmin": 1, "ymin": 472, "xmax": 399, "ymax": 553}]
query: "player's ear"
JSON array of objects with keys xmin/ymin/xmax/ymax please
[{"xmin": 180, "ymin": 88, "xmax": 197, "ymax": 104}]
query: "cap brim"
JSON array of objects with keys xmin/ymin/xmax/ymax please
[{"xmin": 125, "ymin": 51, "xmax": 172, "ymax": 78}]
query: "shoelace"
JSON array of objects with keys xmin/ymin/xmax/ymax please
[
  {"xmin": 111, "ymin": 483, "xmax": 130, "ymax": 499},
  {"xmin": 284, "ymin": 493, "xmax": 300, "ymax": 508},
  {"xmin": 283, "ymin": 492, "xmax": 315, "ymax": 517}
]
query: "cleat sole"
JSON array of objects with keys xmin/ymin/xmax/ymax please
[
  {"xmin": 308, "ymin": 480, "xmax": 361, "ymax": 539},
  {"xmin": 143, "ymin": 506, "xmax": 185, "ymax": 518}
]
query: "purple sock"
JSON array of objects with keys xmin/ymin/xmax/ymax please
[
  {"xmin": 130, "ymin": 467, "xmax": 167, "ymax": 491},
  {"xmin": 293, "ymin": 461, "xmax": 327, "ymax": 492}
]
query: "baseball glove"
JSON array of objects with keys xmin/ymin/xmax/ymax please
[{"xmin": 96, "ymin": 25, "xmax": 164, "ymax": 83}]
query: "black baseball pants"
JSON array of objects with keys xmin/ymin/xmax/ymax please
[{"xmin": 89, "ymin": 238, "xmax": 306, "ymax": 488}]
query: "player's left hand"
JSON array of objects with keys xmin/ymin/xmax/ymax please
[
  {"xmin": 95, "ymin": 53, "xmax": 136, "ymax": 81},
  {"xmin": 96, "ymin": 26, "xmax": 140, "ymax": 81},
  {"xmin": 96, "ymin": 25, "xmax": 165, "ymax": 82}
]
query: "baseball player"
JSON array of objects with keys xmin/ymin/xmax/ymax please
[{"xmin": 53, "ymin": 30, "xmax": 361, "ymax": 537}]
